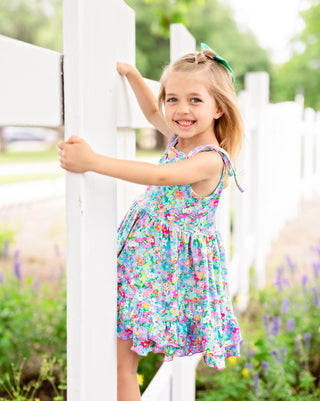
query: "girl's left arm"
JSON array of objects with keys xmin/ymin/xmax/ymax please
[{"xmin": 58, "ymin": 136, "xmax": 222, "ymax": 186}]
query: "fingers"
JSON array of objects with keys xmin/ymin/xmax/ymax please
[
  {"xmin": 116, "ymin": 62, "xmax": 125, "ymax": 75},
  {"xmin": 116, "ymin": 62, "xmax": 133, "ymax": 76},
  {"xmin": 66, "ymin": 135, "xmax": 81, "ymax": 144}
]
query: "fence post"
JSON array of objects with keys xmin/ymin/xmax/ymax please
[
  {"xmin": 231, "ymin": 89, "xmax": 252, "ymax": 308},
  {"xmin": 302, "ymin": 107, "xmax": 316, "ymax": 200},
  {"xmin": 245, "ymin": 72, "xmax": 269, "ymax": 289},
  {"xmin": 170, "ymin": 23, "xmax": 196, "ymax": 63},
  {"xmin": 63, "ymin": 1, "xmax": 134, "ymax": 400}
]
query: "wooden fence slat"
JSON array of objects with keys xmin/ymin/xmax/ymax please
[
  {"xmin": 63, "ymin": 1, "xmax": 135, "ymax": 400},
  {"xmin": 0, "ymin": 35, "xmax": 63, "ymax": 127},
  {"xmin": 170, "ymin": 24, "xmax": 196, "ymax": 63}
]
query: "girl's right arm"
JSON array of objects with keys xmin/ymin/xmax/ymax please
[
  {"xmin": 116, "ymin": 63, "xmax": 172, "ymax": 138},
  {"xmin": 58, "ymin": 135, "xmax": 223, "ymax": 189}
]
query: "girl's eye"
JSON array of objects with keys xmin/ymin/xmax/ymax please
[
  {"xmin": 191, "ymin": 98, "xmax": 201, "ymax": 103},
  {"xmin": 166, "ymin": 97, "xmax": 177, "ymax": 103}
]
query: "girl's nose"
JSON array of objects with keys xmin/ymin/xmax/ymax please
[{"xmin": 176, "ymin": 101, "xmax": 189, "ymax": 114}]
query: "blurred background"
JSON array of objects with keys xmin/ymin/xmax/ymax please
[{"xmin": 0, "ymin": 0, "xmax": 319, "ymax": 400}]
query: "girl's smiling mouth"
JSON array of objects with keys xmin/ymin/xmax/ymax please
[{"xmin": 175, "ymin": 119, "xmax": 196, "ymax": 127}]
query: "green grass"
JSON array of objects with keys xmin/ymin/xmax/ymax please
[
  {"xmin": 136, "ymin": 149, "xmax": 163, "ymax": 158},
  {"xmin": 0, "ymin": 148, "xmax": 161, "ymax": 164},
  {"xmin": 0, "ymin": 173, "xmax": 64, "ymax": 185},
  {"xmin": 0, "ymin": 148, "xmax": 59, "ymax": 164}
]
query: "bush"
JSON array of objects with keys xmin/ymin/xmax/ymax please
[
  {"xmin": 0, "ymin": 265, "xmax": 66, "ymax": 400},
  {"xmin": 196, "ymin": 247, "xmax": 320, "ymax": 400},
  {"xmin": 0, "ymin": 270, "xmax": 66, "ymax": 373}
]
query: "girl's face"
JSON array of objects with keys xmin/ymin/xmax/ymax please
[{"xmin": 164, "ymin": 70, "xmax": 223, "ymax": 143}]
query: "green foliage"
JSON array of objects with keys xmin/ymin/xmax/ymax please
[
  {"xmin": 182, "ymin": 0, "xmax": 272, "ymax": 91},
  {"xmin": 137, "ymin": 351, "xmax": 163, "ymax": 393},
  {"xmin": 0, "ymin": 265, "xmax": 66, "ymax": 400},
  {"xmin": 0, "ymin": 227, "xmax": 15, "ymax": 258},
  {"xmin": 127, "ymin": 0, "xmax": 271, "ymax": 85},
  {"xmin": 272, "ymin": 0, "xmax": 320, "ymax": 109},
  {"xmin": 0, "ymin": 270, "xmax": 66, "ymax": 374},
  {"xmin": 0, "ymin": 0, "xmax": 62, "ymax": 52},
  {"xmin": 196, "ymin": 250, "xmax": 320, "ymax": 400},
  {"xmin": 127, "ymin": 0, "xmax": 204, "ymax": 38},
  {"xmin": 0, "ymin": 356, "xmax": 66, "ymax": 401}
]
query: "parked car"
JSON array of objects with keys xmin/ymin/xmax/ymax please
[{"xmin": 2, "ymin": 127, "xmax": 58, "ymax": 151}]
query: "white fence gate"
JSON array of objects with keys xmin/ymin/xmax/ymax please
[{"xmin": 1, "ymin": 0, "xmax": 320, "ymax": 400}]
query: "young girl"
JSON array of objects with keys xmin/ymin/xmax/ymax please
[{"xmin": 58, "ymin": 44, "xmax": 244, "ymax": 401}]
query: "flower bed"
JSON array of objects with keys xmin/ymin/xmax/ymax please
[{"xmin": 196, "ymin": 249, "xmax": 320, "ymax": 400}]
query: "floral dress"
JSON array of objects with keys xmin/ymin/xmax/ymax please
[{"xmin": 117, "ymin": 133, "xmax": 243, "ymax": 369}]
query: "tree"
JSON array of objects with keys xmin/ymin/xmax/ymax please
[
  {"xmin": 183, "ymin": 0, "xmax": 271, "ymax": 92},
  {"xmin": 127, "ymin": 0, "xmax": 271, "ymax": 89},
  {"xmin": 0, "ymin": 0, "xmax": 62, "ymax": 51},
  {"xmin": 272, "ymin": 0, "xmax": 320, "ymax": 109}
]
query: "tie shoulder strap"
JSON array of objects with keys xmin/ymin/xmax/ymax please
[{"xmin": 189, "ymin": 144, "xmax": 244, "ymax": 192}]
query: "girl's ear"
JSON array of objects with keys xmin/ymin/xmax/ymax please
[{"xmin": 214, "ymin": 106, "xmax": 224, "ymax": 119}]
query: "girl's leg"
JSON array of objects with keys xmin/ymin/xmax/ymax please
[{"xmin": 117, "ymin": 337, "xmax": 141, "ymax": 401}]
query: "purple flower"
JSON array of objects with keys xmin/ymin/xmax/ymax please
[
  {"xmin": 286, "ymin": 255, "xmax": 297, "ymax": 274},
  {"xmin": 304, "ymin": 333, "xmax": 311, "ymax": 355},
  {"xmin": 286, "ymin": 317, "xmax": 295, "ymax": 332},
  {"xmin": 262, "ymin": 314, "xmax": 269, "ymax": 333},
  {"xmin": 274, "ymin": 266, "xmax": 284, "ymax": 291},
  {"xmin": 311, "ymin": 244, "xmax": 320, "ymax": 256},
  {"xmin": 246, "ymin": 345, "xmax": 255, "ymax": 359},
  {"xmin": 272, "ymin": 349, "xmax": 280, "ymax": 362},
  {"xmin": 13, "ymin": 260, "xmax": 21, "ymax": 281},
  {"xmin": 280, "ymin": 347, "xmax": 287, "ymax": 362},
  {"xmin": 0, "ymin": 271, "xmax": 3, "ymax": 284},
  {"xmin": 312, "ymin": 261, "xmax": 320, "ymax": 280},
  {"xmin": 301, "ymin": 275, "xmax": 308, "ymax": 295},
  {"xmin": 261, "ymin": 361, "xmax": 268, "ymax": 375},
  {"xmin": 295, "ymin": 336, "xmax": 301, "ymax": 355},
  {"xmin": 282, "ymin": 278, "xmax": 290, "ymax": 287},
  {"xmin": 311, "ymin": 287, "xmax": 319, "ymax": 307},
  {"xmin": 271, "ymin": 316, "xmax": 281, "ymax": 336},
  {"xmin": 246, "ymin": 363, "xmax": 253, "ymax": 369},
  {"xmin": 253, "ymin": 372, "xmax": 259, "ymax": 396},
  {"xmin": 281, "ymin": 298, "xmax": 290, "ymax": 314}
]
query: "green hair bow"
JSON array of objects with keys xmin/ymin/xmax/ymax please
[{"xmin": 201, "ymin": 43, "xmax": 234, "ymax": 83}]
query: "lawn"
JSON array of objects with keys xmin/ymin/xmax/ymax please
[
  {"xmin": 0, "ymin": 173, "xmax": 64, "ymax": 185},
  {"xmin": 0, "ymin": 148, "xmax": 59, "ymax": 164}
]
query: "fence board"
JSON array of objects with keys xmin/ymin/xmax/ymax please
[
  {"xmin": 0, "ymin": 35, "xmax": 63, "ymax": 127},
  {"xmin": 63, "ymin": 1, "xmax": 135, "ymax": 400}
]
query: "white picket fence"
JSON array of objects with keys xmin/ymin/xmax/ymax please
[{"xmin": 0, "ymin": 0, "xmax": 320, "ymax": 400}]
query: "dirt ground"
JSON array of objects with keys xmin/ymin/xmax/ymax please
[
  {"xmin": 1, "ymin": 195, "xmax": 320, "ymax": 287},
  {"xmin": 0, "ymin": 197, "xmax": 66, "ymax": 287},
  {"xmin": 265, "ymin": 196, "xmax": 320, "ymax": 285}
]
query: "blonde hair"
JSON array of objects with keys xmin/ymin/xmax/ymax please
[{"xmin": 158, "ymin": 49, "xmax": 244, "ymax": 164}]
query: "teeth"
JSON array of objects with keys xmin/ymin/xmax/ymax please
[{"xmin": 177, "ymin": 121, "xmax": 193, "ymax": 126}]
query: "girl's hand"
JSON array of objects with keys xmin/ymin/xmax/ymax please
[
  {"xmin": 58, "ymin": 135, "xmax": 96, "ymax": 173},
  {"xmin": 116, "ymin": 62, "xmax": 135, "ymax": 76}
]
